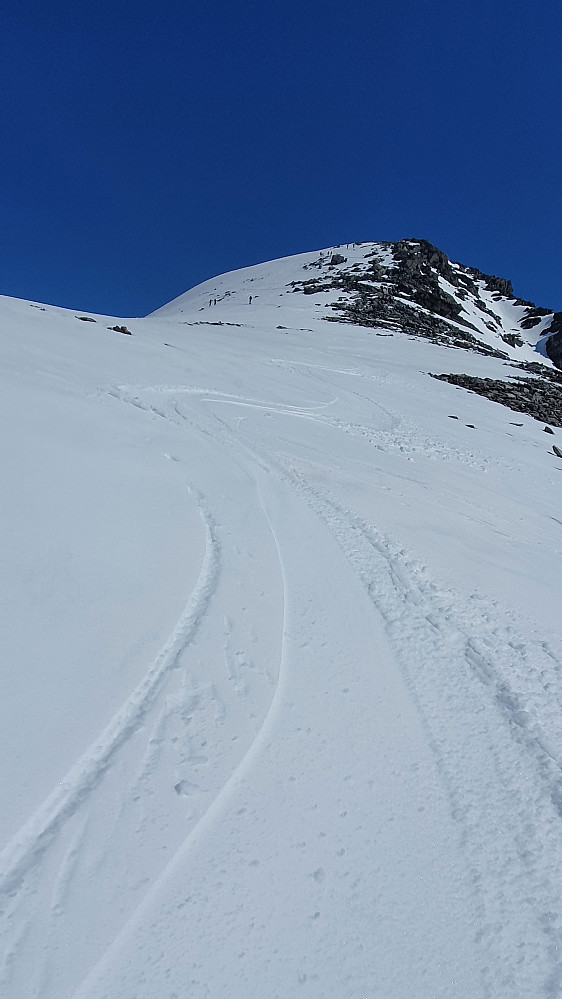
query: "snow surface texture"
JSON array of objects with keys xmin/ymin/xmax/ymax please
[{"xmin": 2, "ymin": 243, "xmax": 562, "ymax": 998}]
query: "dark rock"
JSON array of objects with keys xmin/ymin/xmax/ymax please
[
  {"xmin": 520, "ymin": 308, "xmax": 550, "ymax": 329},
  {"xmin": 290, "ymin": 239, "xmax": 562, "ymax": 373},
  {"xmin": 518, "ymin": 362, "xmax": 562, "ymax": 384},
  {"xmin": 544, "ymin": 426, "xmax": 555, "ymax": 434},
  {"xmin": 483, "ymin": 275, "xmax": 513, "ymax": 297},
  {"xmin": 546, "ymin": 328, "xmax": 562, "ymax": 369},
  {"xmin": 320, "ymin": 239, "xmax": 510, "ymax": 358},
  {"xmin": 76, "ymin": 316, "xmax": 96, "ymax": 322},
  {"xmin": 108, "ymin": 325, "xmax": 132, "ymax": 335},
  {"xmin": 546, "ymin": 312, "xmax": 562, "ymax": 335},
  {"xmin": 500, "ymin": 332, "xmax": 523, "ymax": 348},
  {"xmin": 554, "ymin": 445, "xmax": 562, "ymax": 458},
  {"xmin": 430, "ymin": 370, "xmax": 562, "ymax": 426}
]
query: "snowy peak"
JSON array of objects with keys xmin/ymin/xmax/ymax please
[
  {"xmin": 288, "ymin": 238, "xmax": 561, "ymax": 363},
  {"xmin": 153, "ymin": 238, "xmax": 562, "ymax": 369}
]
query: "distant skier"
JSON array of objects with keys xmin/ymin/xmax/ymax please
[
  {"xmin": 209, "ymin": 298, "xmax": 212, "ymax": 307},
  {"xmin": 249, "ymin": 295, "xmax": 252, "ymax": 304}
]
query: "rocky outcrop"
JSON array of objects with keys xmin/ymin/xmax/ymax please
[
  {"xmin": 288, "ymin": 238, "xmax": 562, "ymax": 373},
  {"xmin": 471, "ymin": 271, "xmax": 514, "ymax": 298},
  {"xmin": 429, "ymin": 367, "xmax": 562, "ymax": 426},
  {"xmin": 545, "ymin": 316, "xmax": 562, "ymax": 368},
  {"xmin": 520, "ymin": 307, "xmax": 551, "ymax": 329}
]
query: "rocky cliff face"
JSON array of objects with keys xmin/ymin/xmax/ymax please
[
  {"xmin": 287, "ymin": 238, "xmax": 561, "ymax": 367},
  {"xmin": 284, "ymin": 238, "xmax": 562, "ymax": 427},
  {"xmin": 545, "ymin": 319, "xmax": 562, "ymax": 368}
]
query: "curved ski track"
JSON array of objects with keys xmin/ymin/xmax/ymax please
[
  {"xmin": 3, "ymin": 366, "xmax": 562, "ymax": 999},
  {"xmin": 0, "ymin": 492, "xmax": 220, "ymax": 898}
]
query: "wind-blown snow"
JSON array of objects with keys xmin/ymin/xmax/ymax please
[{"xmin": 2, "ymin": 247, "xmax": 562, "ymax": 998}]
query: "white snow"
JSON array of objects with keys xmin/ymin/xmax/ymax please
[{"xmin": 2, "ymin": 250, "xmax": 562, "ymax": 999}]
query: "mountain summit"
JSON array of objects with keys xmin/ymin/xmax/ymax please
[
  {"xmin": 153, "ymin": 238, "xmax": 562, "ymax": 427},
  {"xmin": 155, "ymin": 238, "xmax": 562, "ymax": 368}
]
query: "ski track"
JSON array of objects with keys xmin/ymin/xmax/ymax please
[
  {"xmin": 99, "ymin": 382, "xmax": 562, "ymax": 994},
  {"xmin": 289, "ymin": 470, "xmax": 562, "ymax": 994},
  {"xmin": 0, "ymin": 386, "xmax": 287, "ymax": 998},
  {"xmin": 112, "ymin": 375, "xmax": 491, "ymax": 474},
  {"xmin": 0, "ymin": 486, "xmax": 222, "ymax": 994},
  {"xmin": 251, "ymin": 401, "xmax": 562, "ymax": 989},
  {"xmin": 67, "ymin": 459, "xmax": 295, "ymax": 999},
  {"xmin": 5, "ymin": 363, "xmax": 562, "ymax": 998},
  {"xmin": 171, "ymin": 383, "xmax": 562, "ymax": 994}
]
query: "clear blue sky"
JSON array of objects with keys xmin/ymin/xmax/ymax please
[{"xmin": 2, "ymin": 0, "xmax": 561, "ymax": 316}]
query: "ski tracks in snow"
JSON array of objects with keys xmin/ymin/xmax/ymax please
[
  {"xmin": 165, "ymin": 379, "xmax": 562, "ymax": 996},
  {"xmin": 0, "ymin": 384, "xmax": 290, "ymax": 999},
  {"xmin": 0, "ymin": 490, "xmax": 220, "ymax": 896},
  {"xmin": 0, "ymin": 488, "xmax": 224, "ymax": 992},
  {"xmin": 75, "ymin": 380, "xmax": 562, "ymax": 997},
  {"xmin": 276, "ymin": 461, "xmax": 562, "ymax": 997},
  {"xmin": 66, "ymin": 425, "xmax": 488, "ymax": 999},
  {"xmin": 5, "ymin": 368, "xmax": 562, "ymax": 998}
]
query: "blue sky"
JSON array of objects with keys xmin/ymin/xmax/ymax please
[{"xmin": 2, "ymin": 0, "xmax": 561, "ymax": 316}]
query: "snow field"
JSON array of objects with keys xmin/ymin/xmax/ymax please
[{"xmin": 2, "ymin": 251, "xmax": 562, "ymax": 997}]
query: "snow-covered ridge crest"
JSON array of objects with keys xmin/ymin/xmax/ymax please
[{"xmin": 152, "ymin": 238, "xmax": 562, "ymax": 369}]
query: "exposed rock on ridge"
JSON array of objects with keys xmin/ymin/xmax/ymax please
[
  {"xmin": 430, "ymin": 366, "xmax": 562, "ymax": 427},
  {"xmin": 287, "ymin": 238, "xmax": 561, "ymax": 368}
]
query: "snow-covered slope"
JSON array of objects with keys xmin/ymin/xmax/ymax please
[
  {"xmin": 2, "ymin": 244, "xmax": 562, "ymax": 999},
  {"xmin": 153, "ymin": 238, "xmax": 562, "ymax": 366}
]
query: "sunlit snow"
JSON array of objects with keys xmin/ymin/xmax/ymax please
[{"xmin": 2, "ymin": 245, "xmax": 562, "ymax": 998}]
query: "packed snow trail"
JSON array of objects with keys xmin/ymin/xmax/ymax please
[
  {"xmin": 70, "ymin": 455, "xmax": 484, "ymax": 999},
  {"xmin": 53, "ymin": 376, "xmax": 562, "ymax": 998},
  {"xmin": 0, "ymin": 402, "xmax": 286, "ymax": 998},
  {"xmin": 2, "ymin": 249, "xmax": 562, "ymax": 997},
  {"xmin": 0, "ymin": 489, "xmax": 220, "ymax": 898}
]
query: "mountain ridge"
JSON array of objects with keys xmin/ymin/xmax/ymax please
[{"xmin": 152, "ymin": 237, "xmax": 562, "ymax": 369}]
